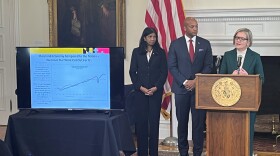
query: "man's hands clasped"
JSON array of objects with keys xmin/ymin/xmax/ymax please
[{"xmin": 184, "ymin": 79, "xmax": 196, "ymax": 91}]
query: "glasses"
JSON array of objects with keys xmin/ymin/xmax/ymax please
[{"xmin": 234, "ymin": 36, "xmax": 248, "ymax": 42}]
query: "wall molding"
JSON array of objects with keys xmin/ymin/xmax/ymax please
[
  {"xmin": 0, "ymin": 0, "xmax": 3, "ymax": 27},
  {"xmin": 183, "ymin": 8, "xmax": 280, "ymax": 55},
  {"xmin": 185, "ymin": 8, "xmax": 280, "ymax": 18},
  {"xmin": 195, "ymin": 16, "xmax": 280, "ymax": 22},
  {"xmin": 0, "ymin": 68, "xmax": 4, "ymax": 110},
  {"xmin": 0, "ymin": 35, "xmax": 3, "ymax": 61}
]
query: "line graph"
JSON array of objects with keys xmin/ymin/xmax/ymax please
[
  {"xmin": 57, "ymin": 74, "xmax": 106, "ymax": 91},
  {"xmin": 30, "ymin": 53, "xmax": 111, "ymax": 109},
  {"xmin": 51, "ymin": 64, "xmax": 109, "ymax": 102}
]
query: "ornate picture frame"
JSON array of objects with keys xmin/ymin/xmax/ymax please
[{"xmin": 48, "ymin": 0, "xmax": 125, "ymax": 49}]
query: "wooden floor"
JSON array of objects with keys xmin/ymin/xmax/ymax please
[
  {"xmin": 1, "ymin": 125, "xmax": 280, "ymax": 156},
  {"xmin": 158, "ymin": 146, "xmax": 280, "ymax": 156},
  {"xmin": 157, "ymin": 140, "xmax": 280, "ymax": 156}
]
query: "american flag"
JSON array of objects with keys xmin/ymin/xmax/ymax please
[{"xmin": 145, "ymin": 0, "xmax": 185, "ymax": 119}]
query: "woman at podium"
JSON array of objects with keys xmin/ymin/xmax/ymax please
[{"xmin": 220, "ymin": 28, "xmax": 264, "ymax": 156}]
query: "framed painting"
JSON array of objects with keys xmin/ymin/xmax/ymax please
[{"xmin": 48, "ymin": 0, "xmax": 126, "ymax": 48}]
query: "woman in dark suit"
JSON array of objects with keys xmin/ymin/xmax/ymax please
[
  {"xmin": 129, "ymin": 27, "xmax": 168, "ymax": 156},
  {"xmin": 220, "ymin": 28, "xmax": 264, "ymax": 156}
]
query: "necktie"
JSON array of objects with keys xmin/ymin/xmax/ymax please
[{"xmin": 189, "ymin": 39, "xmax": 194, "ymax": 62}]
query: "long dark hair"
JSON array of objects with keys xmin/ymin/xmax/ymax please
[{"xmin": 139, "ymin": 27, "xmax": 161, "ymax": 52}]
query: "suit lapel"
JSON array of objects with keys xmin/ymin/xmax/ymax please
[
  {"xmin": 179, "ymin": 37, "xmax": 191, "ymax": 62},
  {"xmin": 140, "ymin": 49, "xmax": 149, "ymax": 64},
  {"xmin": 193, "ymin": 37, "xmax": 202, "ymax": 63},
  {"xmin": 242, "ymin": 49, "xmax": 253, "ymax": 72},
  {"xmin": 229, "ymin": 50, "xmax": 238, "ymax": 71},
  {"xmin": 148, "ymin": 50, "xmax": 157, "ymax": 64},
  {"xmin": 194, "ymin": 38, "xmax": 199, "ymax": 62}
]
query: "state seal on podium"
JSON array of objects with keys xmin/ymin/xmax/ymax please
[{"xmin": 211, "ymin": 77, "xmax": 241, "ymax": 107}]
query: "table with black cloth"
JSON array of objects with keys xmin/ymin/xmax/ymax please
[{"xmin": 5, "ymin": 109, "xmax": 136, "ymax": 156}]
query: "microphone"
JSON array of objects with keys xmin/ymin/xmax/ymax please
[
  {"xmin": 237, "ymin": 55, "xmax": 242, "ymax": 68},
  {"xmin": 215, "ymin": 55, "xmax": 222, "ymax": 74},
  {"xmin": 215, "ymin": 55, "xmax": 222, "ymax": 67}
]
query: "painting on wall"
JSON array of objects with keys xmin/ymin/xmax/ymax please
[{"xmin": 48, "ymin": 0, "xmax": 125, "ymax": 48}]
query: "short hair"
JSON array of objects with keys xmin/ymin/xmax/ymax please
[
  {"xmin": 184, "ymin": 17, "xmax": 197, "ymax": 26},
  {"xmin": 233, "ymin": 28, "xmax": 253, "ymax": 47}
]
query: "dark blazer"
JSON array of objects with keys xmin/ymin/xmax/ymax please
[
  {"xmin": 129, "ymin": 47, "xmax": 168, "ymax": 91},
  {"xmin": 0, "ymin": 140, "xmax": 12, "ymax": 156},
  {"xmin": 168, "ymin": 36, "xmax": 213, "ymax": 94},
  {"xmin": 220, "ymin": 48, "xmax": 264, "ymax": 83}
]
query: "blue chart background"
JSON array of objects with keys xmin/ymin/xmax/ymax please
[{"xmin": 30, "ymin": 53, "xmax": 110, "ymax": 109}]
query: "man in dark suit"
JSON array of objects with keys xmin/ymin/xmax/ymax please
[{"xmin": 168, "ymin": 17, "xmax": 213, "ymax": 156}]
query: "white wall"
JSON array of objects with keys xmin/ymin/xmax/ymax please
[
  {"xmin": 18, "ymin": 0, "xmax": 49, "ymax": 46},
  {"xmin": 125, "ymin": 0, "xmax": 147, "ymax": 84}
]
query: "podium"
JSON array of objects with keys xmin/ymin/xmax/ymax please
[{"xmin": 195, "ymin": 74, "xmax": 261, "ymax": 156}]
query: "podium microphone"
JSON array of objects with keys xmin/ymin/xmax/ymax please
[
  {"xmin": 215, "ymin": 55, "xmax": 221, "ymax": 67},
  {"xmin": 237, "ymin": 55, "xmax": 242, "ymax": 68},
  {"xmin": 215, "ymin": 55, "xmax": 222, "ymax": 74},
  {"xmin": 237, "ymin": 55, "xmax": 242, "ymax": 74}
]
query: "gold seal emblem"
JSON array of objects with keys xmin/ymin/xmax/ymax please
[{"xmin": 211, "ymin": 77, "xmax": 241, "ymax": 107}]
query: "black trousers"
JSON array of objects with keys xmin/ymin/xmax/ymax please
[
  {"xmin": 134, "ymin": 90, "xmax": 162, "ymax": 156},
  {"xmin": 175, "ymin": 92, "xmax": 206, "ymax": 156}
]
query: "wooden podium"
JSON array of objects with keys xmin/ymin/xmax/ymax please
[{"xmin": 195, "ymin": 74, "xmax": 261, "ymax": 156}]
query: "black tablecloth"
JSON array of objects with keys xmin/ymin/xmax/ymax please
[{"xmin": 5, "ymin": 110, "xmax": 135, "ymax": 156}]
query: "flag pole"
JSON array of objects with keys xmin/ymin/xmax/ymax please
[{"xmin": 161, "ymin": 94, "xmax": 178, "ymax": 146}]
